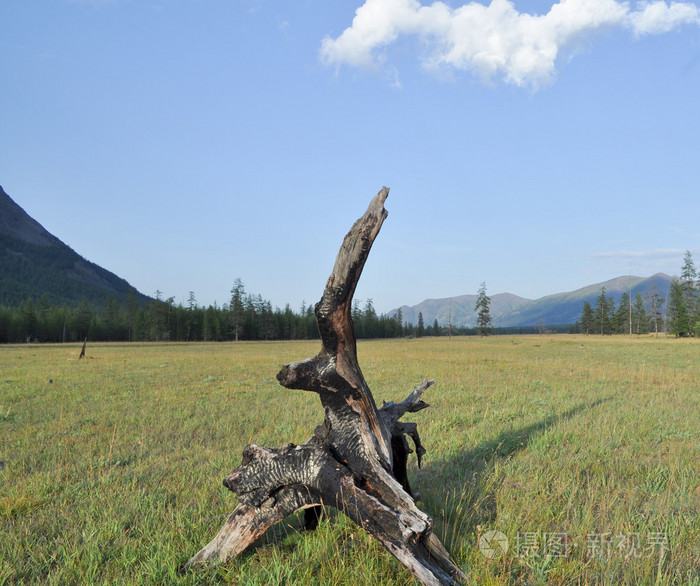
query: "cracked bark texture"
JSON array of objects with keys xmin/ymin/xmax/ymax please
[{"xmin": 187, "ymin": 187, "xmax": 465, "ymax": 585}]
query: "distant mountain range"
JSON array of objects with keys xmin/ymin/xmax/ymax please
[
  {"xmin": 391, "ymin": 273, "xmax": 674, "ymax": 328},
  {"xmin": 1, "ymin": 184, "xmax": 676, "ymax": 324},
  {"xmin": 0, "ymin": 185, "xmax": 150, "ymax": 307}
]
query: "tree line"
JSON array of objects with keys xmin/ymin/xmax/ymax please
[
  {"xmin": 0, "ymin": 279, "xmax": 447, "ymax": 344},
  {"xmin": 1, "ymin": 276, "xmax": 537, "ymax": 344},
  {"xmin": 578, "ymin": 250, "xmax": 700, "ymax": 337}
]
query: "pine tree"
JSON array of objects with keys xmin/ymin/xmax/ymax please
[
  {"xmin": 105, "ymin": 297, "xmax": 121, "ymax": 341},
  {"xmin": 632, "ymin": 293, "xmax": 647, "ymax": 335},
  {"xmin": 230, "ymin": 279, "xmax": 245, "ymax": 341},
  {"xmin": 647, "ymin": 284, "xmax": 666, "ymax": 337},
  {"xmin": 260, "ymin": 300, "xmax": 276, "ymax": 341},
  {"xmin": 680, "ymin": 250, "xmax": 697, "ymax": 335},
  {"xmin": 580, "ymin": 301, "xmax": 594, "ymax": 334},
  {"xmin": 614, "ymin": 292, "xmax": 631, "ymax": 334},
  {"xmin": 594, "ymin": 288, "xmax": 612, "ymax": 335},
  {"xmin": 75, "ymin": 299, "xmax": 92, "ymax": 341},
  {"xmin": 202, "ymin": 306, "xmax": 215, "ymax": 341},
  {"xmin": 475, "ymin": 282, "xmax": 492, "ymax": 337},
  {"xmin": 37, "ymin": 294, "xmax": 51, "ymax": 341},
  {"xmin": 417, "ymin": 312, "xmax": 425, "ymax": 337},
  {"xmin": 20, "ymin": 298, "xmax": 38, "ymax": 341},
  {"xmin": 363, "ymin": 298, "xmax": 378, "ymax": 338},
  {"xmin": 126, "ymin": 288, "xmax": 139, "ymax": 341},
  {"xmin": 668, "ymin": 280, "xmax": 690, "ymax": 337},
  {"xmin": 185, "ymin": 291, "xmax": 198, "ymax": 341}
]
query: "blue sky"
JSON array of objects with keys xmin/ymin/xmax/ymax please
[{"xmin": 2, "ymin": 0, "xmax": 699, "ymax": 314}]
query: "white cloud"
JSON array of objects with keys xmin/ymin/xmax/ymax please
[
  {"xmin": 589, "ymin": 248, "xmax": 700, "ymax": 274},
  {"xmin": 628, "ymin": 1, "xmax": 700, "ymax": 35},
  {"xmin": 320, "ymin": 0, "xmax": 700, "ymax": 88}
]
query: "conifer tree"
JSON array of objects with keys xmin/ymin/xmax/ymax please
[
  {"xmin": 594, "ymin": 288, "xmax": 613, "ymax": 335},
  {"xmin": 668, "ymin": 280, "xmax": 690, "ymax": 337},
  {"xmin": 230, "ymin": 279, "xmax": 246, "ymax": 341},
  {"xmin": 614, "ymin": 292, "xmax": 631, "ymax": 334},
  {"xmin": 646, "ymin": 284, "xmax": 666, "ymax": 337},
  {"xmin": 680, "ymin": 250, "xmax": 697, "ymax": 335},
  {"xmin": 632, "ymin": 293, "xmax": 648, "ymax": 335},
  {"xmin": 475, "ymin": 281, "xmax": 492, "ymax": 337},
  {"xmin": 126, "ymin": 288, "xmax": 139, "ymax": 341},
  {"xmin": 580, "ymin": 301, "xmax": 594, "ymax": 334}
]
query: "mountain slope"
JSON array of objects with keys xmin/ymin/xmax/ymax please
[
  {"xmin": 0, "ymin": 185, "xmax": 150, "ymax": 307},
  {"xmin": 496, "ymin": 273, "xmax": 673, "ymax": 327},
  {"xmin": 392, "ymin": 292, "xmax": 532, "ymax": 328},
  {"xmin": 391, "ymin": 274, "xmax": 674, "ymax": 328}
]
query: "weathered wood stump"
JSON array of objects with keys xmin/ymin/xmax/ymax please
[{"xmin": 187, "ymin": 187, "xmax": 465, "ymax": 585}]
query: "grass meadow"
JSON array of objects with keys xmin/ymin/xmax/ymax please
[{"xmin": 1, "ymin": 336, "xmax": 698, "ymax": 585}]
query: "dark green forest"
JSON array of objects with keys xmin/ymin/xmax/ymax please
[
  {"xmin": 0, "ymin": 233, "xmax": 150, "ymax": 308},
  {"xmin": 5, "ymin": 251, "xmax": 698, "ymax": 344},
  {"xmin": 577, "ymin": 250, "xmax": 700, "ymax": 337},
  {"xmin": 0, "ymin": 279, "xmax": 558, "ymax": 344},
  {"xmin": 0, "ymin": 280, "xmax": 423, "ymax": 344}
]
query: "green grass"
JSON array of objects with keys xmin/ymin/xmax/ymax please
[{"xmin": 1, "ymin": 336, "xmax": 698, "ymax": 584}]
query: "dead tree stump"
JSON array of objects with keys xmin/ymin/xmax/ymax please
[{"xmin": 187, "ymin": 187, "xmax": 465, "ymax": 585}]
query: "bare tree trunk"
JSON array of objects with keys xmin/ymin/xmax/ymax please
[{"xmin": 187, "ymin": 187, "xmax": 465, "ymax": 585}]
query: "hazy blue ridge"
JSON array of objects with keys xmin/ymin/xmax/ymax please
[{"xmin": 391, "ymin": 274, "xmax": 673, "ymax": 328}]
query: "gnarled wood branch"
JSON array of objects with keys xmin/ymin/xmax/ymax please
[{"xmin": 187, "ymin": 187, "xmax": 465, "ymax": 585}]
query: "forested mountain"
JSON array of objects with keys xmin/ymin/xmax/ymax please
[
  {"xmin": 497, "ymin": 274, "xmax": 673, "ymax": 326},
  {"xmin": 393, "ymin": 292, "xmax": 531, "ymax": 329},
  {"xmin": 0, "ymin": 185, "xmax": 150, "ymax": 308},
  {"xmin": 391, "ymin": 274, "xmax": 674, "ymax": 328}
]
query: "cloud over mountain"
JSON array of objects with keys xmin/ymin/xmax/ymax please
[{"xmin": 321, "ymin": 0, "xmax": 700, "ymax": 88}]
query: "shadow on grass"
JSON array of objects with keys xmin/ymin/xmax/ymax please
[
  {"xmin": 415, "ymin": 397, "xmax": 612, "ymax": 547},
  {"xmin": 184, "ymin": 397, "xmax": 612, "ymax": 580}
]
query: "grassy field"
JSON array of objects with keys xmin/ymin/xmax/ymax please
[{"xmin": 1, "ymin": 335, "xmax": 698, "ymax": 585}]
